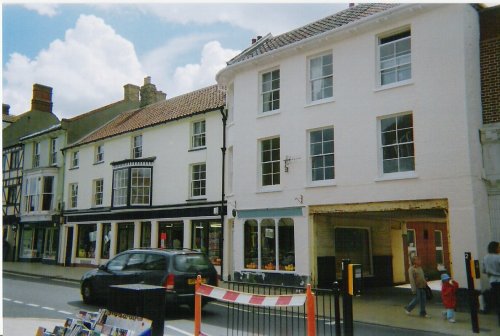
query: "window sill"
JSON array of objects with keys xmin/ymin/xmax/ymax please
[
  {"xmin": 375, "ymin": 171, "xmax": 418, "ymax": 182},
  {"xmin": 257, "ymin": 110, "xmax": 280, "ymax": 119},
  {"xmin": 374, "ymin": 79, "xmax": 414, "ymax": 92},
  {"xmin": 187, "ymin": 197, "xmax": 207, "ymax": 202},
  {"xmin": 189, "ymin": 147, "xmax": 206, "ymax": 152},
  {"xmin": 304, "ymin": 97, "xmax": 335, "ymax": 108},
  {"xmin": 257, "ymin": 186, "xmax": 282, "ymax": 193},
  {"xmin": 306, "ymin": 179, "xmax": 337, "ymax": 188},
  {"xmin": 69, "ymin": 166, "xmax": 79, "ymax": 170},
  {"xmin": 93, "ymin": 161, "xmax": 104, "ymax": 165}
]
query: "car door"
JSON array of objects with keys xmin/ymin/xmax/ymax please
[
  {"xmin": 94, "ymin": 253, "xmax": 130, "ymax": 297},
  {"xmin": 140, "ymin": 253, "xmax": 168, "ymax": 286}
]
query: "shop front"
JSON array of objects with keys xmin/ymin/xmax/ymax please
[{"xmin": 18, "ymin": 221, "xmax": 59, "ymax": 264}]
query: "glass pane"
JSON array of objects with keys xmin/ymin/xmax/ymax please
[
  {"xmin": 325, "ymin": 167, "xmax": 334, "ymax": 179},
  {"xmin": 399, "ymin": 157, "xmax": 415, "ymax": 171},
  {"xmin": 311, "ymin": 143, "xmax": 323, "ymax": 156},
  {"xmin": 278, "ymin": 218, "xmax": 295, "ymax": 271},
  {"xmin": 383, "ymin": 146, "xmax": 398, "ymax": 159},
  {"xmin": 325, "ymin": 154, "xmax": 334, "ymax": 167},
  {"xmin": 244, "ymin": 220, "xmax": 258, "ymax": 268},
  {"xmin": 310, "ymin": 58, "xmax": 322, "ymax": 78},
  {"xmin": 310, "ymin": 130, "xmax": 322, "ymax": 143},
  {"xmin": 397, "ymin": 128, "xmax": 413, "ymax": 143},
  {"xmin": 312, "ymin": 156, "xmax": 324, "ymax": 169},
  {"xmin": 381, "ymin": 117, "xmax": 396, "ymax": 132},
  {"xmin": 312, "ymin": 168, "xmax": 323, "ymax": 181},
  {"xmin": 398, "ymin": 64, "xmax": 411, "ymax": 81},
  {"xmin": 323, "ymin": 128, "xmax": 334, "ymax": 141},
  {"xmin": 260, "ymin": 219, "xmax": 276, "ymax": 270},
  {"xmin": 383, "ymin": 159, "xmax": 398, "ymax": 173},
  {"xmin": 323, "ymin": 141, "xmax": 334, "ymax": 154},
  {"xmin": 434, "ymin": 231, "xmax": 443, "ymax": 247},
  {"xmin": 381, "ymin": 69, "xmax": 396, "ymax": 85},
  {"xmin": 382, "ymin": 131, "xmax": 397, "ymax": 146},
  {"xmin": 398, "ymin": 143, "xmax": 414, "ymax": 157}
]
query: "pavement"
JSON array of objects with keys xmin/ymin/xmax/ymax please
[{"xmin": 2, "ymin": 262, "xmax": 499, "ymax": 336}]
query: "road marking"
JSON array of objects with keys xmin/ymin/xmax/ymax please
[
  {"xmin": 13, "ymin": 300, "xmax": 24, "ymax": 304},
  {"xmin": 166, "ymin": 325, "xmax": 195, "ymax": 336},
  {"xmin": 4, "ymin": 272, "xmax": 41, "ymax": 279},
  {"xmin": 58, "ymin": 310, "xmax": 73, "ymax": 315},
  {"xmin": 42, "ymin": 306, "xmax": 55, "ymax": 311},
  {"xmin": 3, "ymin": 298, "xmax": 12, "ymax": 301},
  {"xmin": 27, "ymin": 303, "xmax": 40, "ymax": 307}
]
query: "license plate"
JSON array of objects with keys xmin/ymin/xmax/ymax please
[{"xmin": 188, "ymin": 278, "xmax": 206, "ymax": 285}]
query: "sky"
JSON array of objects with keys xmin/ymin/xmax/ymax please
[{"xmin": 1, "ymin": 1, "xmax": 350, "ymax": 119}]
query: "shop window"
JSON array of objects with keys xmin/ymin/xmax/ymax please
[
  {"xmin": 244, "ymin": 218, "xmax": 295, "ymax": 271},
  {"xmin": 141, "ymin": 221, "xmax": 151, "ymax": 247},
  {"xmin": 158, "ymin": 221, "xmax": 183, "ymax": 249},
  {"xmin": 43, "ymin": 227, "xmax": 59, "ymax": 260},
  {"xmin": 101, "ymin": 223, "xmax": 111, "ymax": 259},
  {"xmin": 20, "ymin": 227, "xmax": 34, "ymax": 258},
  {"xmin": 191, "ymin": 220, "xmax": 222, "ymax": 266},
  {"xmin": 117, "ymin": 222, "xmax": 135, "ymax": 253},
  {"xmin": 77, "ymin": 224, "xmax": 97, "ymax": 258},
  {"xmin": 334, "ymin": 227, "xmax": 372, "ymax": 276}
]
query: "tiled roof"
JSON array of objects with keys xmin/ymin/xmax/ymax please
[
  {"xmin": 73, "ymin": 84, "xmax": 225, "ymax": 147},
  {"xmin": 227, "ymin": 3, "xmax": 399, "ymax": 65}
]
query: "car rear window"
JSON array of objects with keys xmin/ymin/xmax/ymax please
[{"xmin": 173, "ymin": 254, "xmax": 212, "ymax": 272}]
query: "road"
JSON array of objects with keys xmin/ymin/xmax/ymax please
[{"xmin": 3, "ymin": 272, "xmax": 452, "ymax": 335}]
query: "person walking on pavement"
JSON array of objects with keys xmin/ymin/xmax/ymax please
[
  {"xmin": 404, "ymin": 255, "xmax": 430, "ymax": 318},
  {"xmin": 482, "ymin": 241, "xmax": 500, "ymax": 326},
  {"xmin": 440, "ymin": 273, "xmax": 458, "ymax": 323}
]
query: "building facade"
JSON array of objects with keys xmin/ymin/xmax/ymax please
[
  {"xmin": 217, "ymin": 3, "xmax": 489, "ymax": 287},
  {"xmin": 60, "ymin": 85, "xmax": 227, "ymax": 275}
]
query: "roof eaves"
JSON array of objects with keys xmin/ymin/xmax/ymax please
[
  {"xmin": 19, "ymin": 124, "xmax": 63, "ymax": 141},
  {"xmin": 220, "ymin": 3, "xmax": 409, "ymax": 77}
]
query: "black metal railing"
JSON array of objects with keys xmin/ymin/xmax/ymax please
[{"xmin": 224, "ymin": 281, "xmax": 341, "ymax": 336}]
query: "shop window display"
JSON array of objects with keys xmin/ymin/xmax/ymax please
[{"xmin": 77, "ymin": 224, "xmax": 97, "ymax": 258}]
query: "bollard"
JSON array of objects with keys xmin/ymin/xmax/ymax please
[
  {"xmin": 332, "ymin": 281, "xmax": 341, "ymax": 336},
  {"xmin": 194, "ymin": 275, "xmax": 202, "ymax": 335},
  {"xmin": 465, "ymin": 252, "xmax": 480, "ymax": 333},
  {"xmin": 342, "ymin": 259, "xmax": 353, "ymax": 336},
  {"xmin": 306, "ymin": 284, "xmax": 316, "ymax": 336}
]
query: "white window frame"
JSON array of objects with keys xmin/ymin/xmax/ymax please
[
  {"xmin": 434, "ymin": 230, "xmax": 444, "ymax": 265},
  {"xmin": 191, "ymin": 120, "xmax": 206, "ymax": 149},
  {"xmin": 69, "ymin": 183, "xmax": 78, "ymax": 209},
  {"xmin": 33, "ymin": 142, "xmax": 40, "ymax": 168},
  {"xmin": 378, "ymin": 29, "xmax": 411, "ymax": 87},
  {"xmin": 190, "ymin": 163, "xmax": 206, "ymax": 198},
  {"xmin": 379, "ymin": 112, "xmax": 415, "ymax": 176},
  {"xmin": 130, "ymin": 167, "xmax": 151, "ymax": 205},
  {"xmin": 71, "ymin": 151, "xmax": 79, "ymax": 169},
  {"xmin": 23, "ymin": 176, "xmax": 40, "ymax": 213},
  {"xmin": 260, "ymin": 68, "xmax": 280, "ymax": 113},
  {"xmin": 93, "ymin": 178, "xmax": 104, "ymax": 207},
  {"xmin": 309, "ymin": 52, "xmax": 333, "ymax": 102},
  {"xmin": 95, "ymin": 144, "xmax": 104, "ymax": 163},
  {"xmin": 260, "ymin": 137, "xmax": 280, "ymax": 188},
  {"xmin": 309, "ymin": 127, "xmax": 335, "ymax": 185},
  {"xmin": 132, "ymin": 135, "xmax": 142, "ymax": 159},
  {"xmin": 50, "ymin": 138, "xmax": 57, "ymax": 166},
  {"xmin": 112, "ymin": 169, "xmax": 129, "ymax": 207}
]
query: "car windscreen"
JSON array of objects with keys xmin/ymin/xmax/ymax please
[{"xmin": 173, "ymin": 254, "xmax": 212, "ymax": 272}]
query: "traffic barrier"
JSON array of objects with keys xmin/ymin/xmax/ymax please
[{"xmin": 194, "ymin": 275, "xmax": 316, "ymax": 335}]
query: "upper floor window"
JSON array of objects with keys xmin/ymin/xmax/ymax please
[
  {"xmin": 95, "ymin": 144, "xmax": 104, "ymax": 163},
  {"xmin": 132, "ymin": 135, "xmax": 143, "ymax": 159},
  {"xmin": 69, "ymin": 183, "xmax": 78, "ymax": 209},
  {"xmin": 112, "ymin": 167, "xmax": 152, "ymax": 207},
  {"xmin": 23, "ymin": 176, "xmax": 54, "ymax": 212},
  {"xmin": 380, "ymin": 113, "xmax": 414, "ymax": 174},
  {"xmin": 261, "ymin": 137, "xmax": 280, "ymax": 186},
  {"xmin": 93, "ymin": 179, "xmax": 104, "ymax": 207},
  {"xmin": 310, "ymin": 127, "xmax": 334, "ymax": 182},
  {"xmin": 50, "ymin": 138, "xmax": 57, "ymax": 166},
  {"xmin": 310, "ymin": 53, "xmax": 333, "ymax": 102},
  {"xmin": 33, "ymin": 142, "xmax": 40, "ymax": 168},
  {"xmin": 379, "ymin": 30, "xmax": 411, "ymax": 86},
  {"xmin": 71, "ymin": 151, "xmax": 79, "ymax": 169},
  {"xmin": 191, "ymin": 163, "xmax": 206, "ymax": 198},
  {"xmin": 191, "ymin": 120, "xmax": 206, "ymax": 149},
  {"xmin": 6, "ymin": 150, "xmax": 21, "ymax": 171},
  {"xmin": 261, "ymin": 69, "xmax": 280, "ymax": 113}
]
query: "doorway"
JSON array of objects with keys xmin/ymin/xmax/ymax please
[{"xmin": 65, "ymin": 227, "xmax": 73, "ymax": 266}]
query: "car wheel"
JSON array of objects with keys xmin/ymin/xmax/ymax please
[{"xmin": 82, "ymin": 281, "xmax": 94, "ymax": 304}]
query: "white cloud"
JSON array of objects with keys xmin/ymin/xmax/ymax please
[
  {"xmin": 3, "ymin": 14, "xmax": 144, "ymax": 118},
  {"xmin": 142, "ymin": 3, "xmax": 348, "ymax": 35},
  {"xmin": 23, "ymin": 4, "xmax": 59, "ymax": 17},
  {"xmin": 169, "ymin": 41, "xmax": 239, "ymax": 96}
]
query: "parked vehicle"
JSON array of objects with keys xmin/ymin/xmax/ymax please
[{"xmin": 80, "ymin": 248, "xmax": 218, "ymax": 309}]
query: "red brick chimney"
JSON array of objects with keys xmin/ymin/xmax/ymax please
[{"xmin": 31, "ymin": 84, "xmax": 53, "ymax": 113}]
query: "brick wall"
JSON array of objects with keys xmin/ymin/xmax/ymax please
[{"xmin": 480, "ymin": 6, "xmax": 500, "ymax": 124}]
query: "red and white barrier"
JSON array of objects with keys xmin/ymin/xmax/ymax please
[{"xmin": 196, "ymin": 284, "xmax": 306, "ymax": 307}]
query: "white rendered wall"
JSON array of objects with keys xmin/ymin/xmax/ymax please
[{"xmin": 224, "ymin": 4, "xmax": 487, "ymax": 285}]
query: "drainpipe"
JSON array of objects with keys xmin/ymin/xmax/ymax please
[{"xmin": 219, "ymin": 107, "xmax": 227, "ymax": 281}]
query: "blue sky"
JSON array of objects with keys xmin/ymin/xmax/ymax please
[{"xmin": 2, "ymin": 1, "xmax": 349, "ymax": 119}]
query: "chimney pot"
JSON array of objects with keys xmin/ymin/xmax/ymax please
[
  {"xmin": 144, "ymin": 76, "xmax": 151, "ymax": 85},
  {"xmin": 31, "ymin": 84, "xmax": 53, "ymax": 113},
  {"xmin": 349, "ymin": 3, "xmax": 355, "ymax": 8},
  {"xmin": 252, "ymin": 38, "xmax": 256, "ymax": 44}
]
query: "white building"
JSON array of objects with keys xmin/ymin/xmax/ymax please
[
  {"xmin": 61, "ymin": 85, "xmax": 226, "ymax": 274},
  {"xmin": 217, "ymin": 3, "xmax": 489, "ymax": 287}
]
